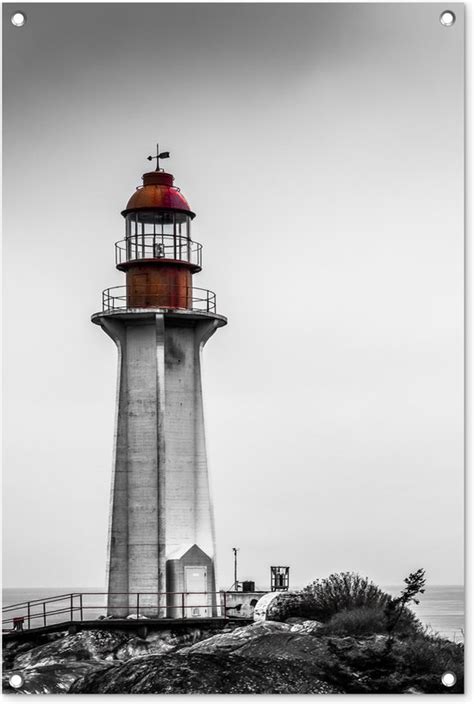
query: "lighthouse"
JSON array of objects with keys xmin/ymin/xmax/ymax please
[{"xmin": 92, "ymin": 149, "xmax": 226, "ymax": 618}]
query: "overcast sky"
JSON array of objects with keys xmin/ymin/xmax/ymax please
[{"xmin": 3, "ymin": 3, "xmax": 464, "ymax": 590}]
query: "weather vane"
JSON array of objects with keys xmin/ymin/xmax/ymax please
[{"xmin": 147, "ymin": 143, "xmax": 170, "ymax": 171}]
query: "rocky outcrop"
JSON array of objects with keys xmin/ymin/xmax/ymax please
[
  {"xmin": 3, "ymin": 619, "xmax": 464, "ymax": 694},
  {"xmin": 182, "ymin": 620, "xmax": 291, "ymax": 654},
  {"xmin": 12, "ymin": 630, "xmax": 129, "ymax": 669},
  {"xmin": 2, "ymin": 662, "xmax": 112, "ymax": 695},
  {"xmin": 69, "ymin": 653, "xmax": 340, "ymax": 694}
]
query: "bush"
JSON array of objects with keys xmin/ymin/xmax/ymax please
[
  {"xmin": 324, "ymin": 607, "xmax": 387, "ymax": 636},
  {"xmin": 287, "ymin": 572, "xmax": 390, "ymax": 622},
  {"xmin": 392, "ymin": 632, "xmax": 464, "ymax": 677},
  {"xmin": 283, "ymin": 572, "xmax": 422, "ymax": 637},
  {"xmin": 389, "ymin": 633, "xmax": 464, "ymax": 693}
]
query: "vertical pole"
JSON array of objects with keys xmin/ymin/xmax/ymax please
[
  {"xmin": 136, "ymin": 593, "xmax": 140, "ymax": 619},
  {"xmin": 43, "ymin": 602, "xmax": 47, "ymax": 627},
  {"xmin": 223, "ymin": 591, "xmax": 227, "ymax": 619},
  {"xmin": 79, "ymin": 593, "xmax": 83, "ymax": 622},
  {"xmin": 181, "ymin": 592, "xmax": 186, "ymax": 619},
  {"xmin": 27, "ymin": 602, "xmax": 31, "ymax": 630},
  {"xmin": 135, "ymin": 213, "xmax": 138, "ymax": 258},
  {"xmin": 233, "ymin": 547, "xmax": 239, "ymax": 590},
  {"xmin": 173, "ymin": 213, "xmax": 177, "ymax": 260},
  {"xmin": 70, "ymin": 594, "xmax": 74, "ymax": 622}
]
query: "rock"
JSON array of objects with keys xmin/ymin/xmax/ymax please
[
  {"xmin": 126, "ymin": 614, "xmax": 148, "ymax": 620},
  {"xmin": 3, "ymin": 662, "xmax": 112, "ymax": 695},
  {"xmin": 4, "ymin": 621, "xmax": 464, "ymax": 695},
  {"xmin": 287, "ymin": 618, "xmax": 324, "ymax": 635},
  {"xmin": 12, "ymin": 630, "xmax": 129, "ymax": 669},
  {"xmin": 115, "ymin": 636, "xmax": 175, "ymax": 661},
  {"xmin": 236, "ymin": 631, "xmax": 332, "ymax": 663},
  {"xmin": 70, "ymin": 652, "xmax": 341, "ymax": 694},
  {"xmin": 182, "ymin": 621, "xmax": 291, "ymax": 655}
]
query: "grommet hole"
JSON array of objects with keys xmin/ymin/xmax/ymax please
[
  {"xmin": 441, "ymin": 671, "xmax": 456, "ymax": 688},
  {"xmin": 9, "ymin": 673, "xmax": 25, "ymax": 689},
  {"xmin": 11, "ymin": 11, "xmax": 26, "ymax": 27},
  {"xmin": 440, "ymin": 10, "xmax": 456, "ymax": 26}
]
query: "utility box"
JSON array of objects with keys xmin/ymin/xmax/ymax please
[{"xmin": 242, "ymin": 580, "xmax": 255, "ymax": 592}]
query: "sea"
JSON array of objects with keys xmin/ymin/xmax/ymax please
[
  {"xmin": 2, "ymin": 585, "xmax": 464, "ymax": 642},
  {"xmin": 383, "ymin": 585, "xmax": 464, "ymax": 643}
]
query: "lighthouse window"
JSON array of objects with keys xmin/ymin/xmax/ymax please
[
  {"xmin": 123, "ymin": 212, "xmax": 193, "ymax": 264},
  {"xmin": 126, "ymin": 211, "xmax": 190, "ymax": 237}
]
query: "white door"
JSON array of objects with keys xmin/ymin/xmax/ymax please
[{"xmin": 184, "ymin": 566, "xmax": 208, "ymax": 617}]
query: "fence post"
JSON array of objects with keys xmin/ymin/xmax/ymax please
[
  {"xmin": 181, "ymin": 593, "xmax": 186, "ymax": 619},
  {"xmin": 43, "ymin": 602, "xmax": 47, "ymax": 627},
  {"xmin": 136, "ymin": 593, "xmax": 140, "ymax": 619},
  {"xmin": 27, "ymin": 602, "xmax": 31, "ymax": 630},
  {"xmin": 79, "ymin": 593, "xmax": 83, "ymax": 621},
  {"xmin": 70, "ymin": 594, "xmax": 74, "ymax": 622},
  {"xmin": 223, "ymin": 591, "xmax": 227, "ymax": 618}
]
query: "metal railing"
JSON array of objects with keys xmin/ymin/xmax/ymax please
[
  {"xmin": 115, "ymin": 235, "xmax": 202, "ymax": 269},
  {"xmin": 101, "ymin": 285, "xmax": 217, "ymax": 314},
  {"xmin": 2, "ymin": 591, "xmax": 245, "ymax": 632}
]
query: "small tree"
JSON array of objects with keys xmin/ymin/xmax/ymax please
[{"xmin": 384, "ymin": 568, "xmax": 426, "ymax": 647}]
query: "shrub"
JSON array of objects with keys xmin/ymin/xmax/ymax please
[
  {"xmin": 389, "ymin": 633, "xmax": 464, "ymax": 693},
  {"xmin": 288, "ymin": 572, "xmax": 390, "ymax": 622},
  {"xmin": 324, "ymin": 606, "xmax": 387, "ymax": 636},
  {"xmin": 283, "ymin": 572, "xmax": 422, "ymax": 638}
]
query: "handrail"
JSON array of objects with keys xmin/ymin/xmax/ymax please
[
  {"xmin": 2, "ymin": 590, "xmax": 253, "ymax": 631},
  {"xmin": 3, "ymin": 592, "xmax": 80, "ymax": 611},
  {"xmin": 101, "ymin": 285, "xmax": 217, "ymax": 314},
  {"xmin": 115, "ymin": 235, "xmax": 202, "ymax": 269}
]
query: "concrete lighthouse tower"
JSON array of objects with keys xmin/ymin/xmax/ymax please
[{"xmin": 92, "ymin": 148, "xmax": 226, "ymax": 618}]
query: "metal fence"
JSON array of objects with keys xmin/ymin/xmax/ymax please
[{"xmin": 2, "ymin": 591, "xmax": 241, "ymax": 632}]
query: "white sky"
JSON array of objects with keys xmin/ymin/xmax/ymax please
[{"xmin": 3, "ymin": 3, "xmax": 464, "ymax": 590}]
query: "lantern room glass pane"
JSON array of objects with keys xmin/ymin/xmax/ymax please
[{"xmin": 125, "ymin": 211, "xmax": 190, "ymax": 238}]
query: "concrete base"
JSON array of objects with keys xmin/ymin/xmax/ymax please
[{"xmin": 92, "ymin": 308, "xmax": 226, "ymax": 617}]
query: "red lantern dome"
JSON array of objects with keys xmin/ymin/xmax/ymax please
[{"xmin": 122, "ymin": 171, "xmax": 195, "ymax": 218}]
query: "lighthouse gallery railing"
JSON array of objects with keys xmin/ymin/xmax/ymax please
[
  {"xmin": 102, "ymin": 285, "xmax": 216, "ymax": 313},
  {"xmin": 115, "ymin": 234, "xmax": 202, "ymax": 269}
]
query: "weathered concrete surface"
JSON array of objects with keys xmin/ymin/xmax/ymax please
[
  {"xmin": 253, "ymin": 590, "xmax": 302, "ymax": 622},
  {"xmin": 223, "ymin": 590, "xmax": 267, "ymax": 618},
  {"xmin": 94, "ymin": 310, "xmax": 226, "ymax": 616}
]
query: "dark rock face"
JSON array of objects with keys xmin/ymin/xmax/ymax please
[
  {"xmin": 2, "ymin": 663, "xmax": 113, "ymax": 695},
  {"xmin": 12, "ymin": 630, "xmax": 129, "ymax": 669},
  {"xmin": 69, "ymin": 653, "xmax": 340, "ymax": 694}
]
